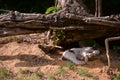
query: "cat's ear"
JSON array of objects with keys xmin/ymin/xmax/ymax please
[{"xmin": 92, "ymin": 44, "xmax": 97, "ymax": 50}]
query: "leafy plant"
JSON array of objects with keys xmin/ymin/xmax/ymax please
[
  {"xmin": 45, "ymin": 6, "xmax": 61, "ymax": 14},
  {"xmin": 52, "ymin": 30, "xmax": 65, "ymax": 46}
]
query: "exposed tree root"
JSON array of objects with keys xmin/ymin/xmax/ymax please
[{"xmin": 105, "ymin": 36, "xmax": 120, "ymax": 68}]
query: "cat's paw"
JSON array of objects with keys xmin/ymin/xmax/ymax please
[{"xmin": 74, "ymin": 61, "xmax": 85, "ymax": 65}]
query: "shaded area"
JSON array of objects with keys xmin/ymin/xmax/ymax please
[
  {"xmin": 0, "ymin": 0, "xmax": 120, "ymax": 15},
  {"xmin": 0, "ymin": 54, "xmax": 63, "ymax": 67},
  {"xmin": 0, "ymin": 54, "xmax": 72, "ymax": 67},
  {"xmin": 0, "ymin": 51, "xmax": 118, "ymax": 80},
  {"xmin": 83, "ymin": 0, "xmax": 120, "ymax": 16},
  {"xmin": 0, "ymin": 0, "xmax": 120, "ymax": 41},
  {"xmin": 0, "ymin": 52, "xmax": 120, "ymax": 68},
  {"xmin": 102, "ymin": 0, "xmax": 120, "ymax": 15},
  {"xmin": 0, "ymin": 0, "xmax": 54, "ymax": 13}
]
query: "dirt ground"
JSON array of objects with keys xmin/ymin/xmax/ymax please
[{"xmin": 0, "ymin": 34, "xmax": 120, "ymax": 80}]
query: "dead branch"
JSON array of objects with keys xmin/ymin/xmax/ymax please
[
  {"xmin": 0, "ymin": 25, "xmax": 48, "ymax": 37},
  {"xmin": 105, "ymin": 36, "xmax": 120, "ymax": 68},
  {"xmin": 84, "ymin": 17, "xmax": 120, "ymax": 28}
]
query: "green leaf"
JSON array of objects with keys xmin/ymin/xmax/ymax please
[{"xmin": 45, "ymin": 6, "xmax": 61, "ymax": 14}]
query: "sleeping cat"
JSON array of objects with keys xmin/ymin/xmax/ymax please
[{"xmin": 62, "ymin": 47, "xmax": 100, "ymax": 65}]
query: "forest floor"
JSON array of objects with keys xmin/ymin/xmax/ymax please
[{"xmin": 0, "ymin": 33, "xmax": 120, "ymax": 80}]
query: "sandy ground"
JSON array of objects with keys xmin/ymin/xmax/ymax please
[{"xmin": 0, "ymin": 34, "xmax": 120, "ymax": 80}]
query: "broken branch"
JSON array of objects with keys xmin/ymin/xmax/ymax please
[{"xmin": 105, "ymin": 36, "xmax": 120, "ymax": 68}]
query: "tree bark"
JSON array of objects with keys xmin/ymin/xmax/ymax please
[{"xmin": 0, "ymin": 0, "xmax": 120, "ymax": 40}]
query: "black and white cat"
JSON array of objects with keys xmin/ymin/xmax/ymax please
[{"xmin": 62, "ymin": 47, "xmax": 100, "ymax": 65}]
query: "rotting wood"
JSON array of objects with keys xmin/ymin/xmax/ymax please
[{"xmin": 0, "ymin": 11, "xmax": 120, "ymax": 37}]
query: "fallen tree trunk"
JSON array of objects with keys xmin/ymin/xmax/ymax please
[
  {"xmin": 0, "ymin": 0, "xmax": 120, "ymax": 40},
  {"xmin": 0, "ymin": 12, "xmax": 120, "ymax": 40}
]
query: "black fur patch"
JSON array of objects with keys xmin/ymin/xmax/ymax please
[{"xmin": 68, "ymin": 49, "xmax": 75, "ymax": 54}]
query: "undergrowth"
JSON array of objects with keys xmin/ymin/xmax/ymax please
[
  {"xmin": 65, "ymin": 61, "xmax": 75, "ymax": 70},
  {"xmin": 0, "ymin": 67, "xmax": 14, "ymax": 80},
  {"xmin": 57, "ymin": 66, "xmax": 66, "ymax": 76},
  {"xmin": 77, "ymin": 68, "xmax": 88, "ymax": 75}
]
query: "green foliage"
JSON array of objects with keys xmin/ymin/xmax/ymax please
[
  {"xmin": 26, "ymin": 75, "xmax": 35, "ymax": 80},
  {"xmin": 0, "ymin": 67, "xmax": 9, "ymax": 79},
  {"xmin": 112, "ymin": 75, "xmax": 120, "ymax": 80},
  {"xmin": 52, "ymin": 30, "xmax": 65, "ymax": 46},
  {"xmin": 45, "ymin": 6, "xmax": 61, "ymax": 14},
  {"xmin": 113, "ymin": 46, "xmax": 120, "ymax": 53},
  {"xmin": 12, "ymin": 36, "xmax": 18, "ymax": 42},
  {"xmin": 117, "ymin": 67, "xmax": 120, "ymax": 72},
  {"xmin": 77, "ymin": 68, "xmax": 88, "ymax": 75},
  {"xmin": 15, "ymin": 78, "xmax": 22, "ymax": 80},
  {"xmin": 46, "ymin": 73, "xmax": 56, "ymax": 80},
  {"xmin": 84, "ymin": 39, "xmax": 96, "ymax": 46},
  {"xmin": 66, "ymin": 61, "xmax": 75, "ymax": 70},
  {"xmin": 35, "ymin": 70, "xmax": 43, "ymax": 77},
  {"xmin": 19, "ymin": 69, "xmax": 30, "ymax": 74}
]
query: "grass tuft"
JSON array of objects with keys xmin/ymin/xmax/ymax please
[
  {"xmin": 0, "ymin": 67, "xmax": 9, "ymax": 79},
  {"xmin": 35, "ymin": 70, "xmax": 43, "ymax": 77},
  {"xmin": 117, "ymin": 67, "xmax": 120, "ymax": 72},
  {"xmin": 77, "ymin": 68, "xmax": 88, "ymax": 75},
  {"xmin": 85, "ymin": 73, "xmax": 94, "ymax": 78},
  {"xmin": 46, "ymin": 73, "xmax": 56, "ymax": 80},
  {"xmin": 112, "ymin": 74, "xmax": 120, "ymax": 80},
  {"xmin": 19, "ymin": 69, "xmax": 31, "ymax": 74},
  {"xmin": 57, "ymin": 66, "xmax": 66, "ymax": 76},
  {"xmin": 26, "ymin": 75, "xmax": 35, "ymax": 80},
  {"xmin": 66, "ymin": 61, "xmax": 75, "ymax": 70},
  {"xmin": 15, "ymin": 77, "xmax": 22, "ymax": 80}
]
